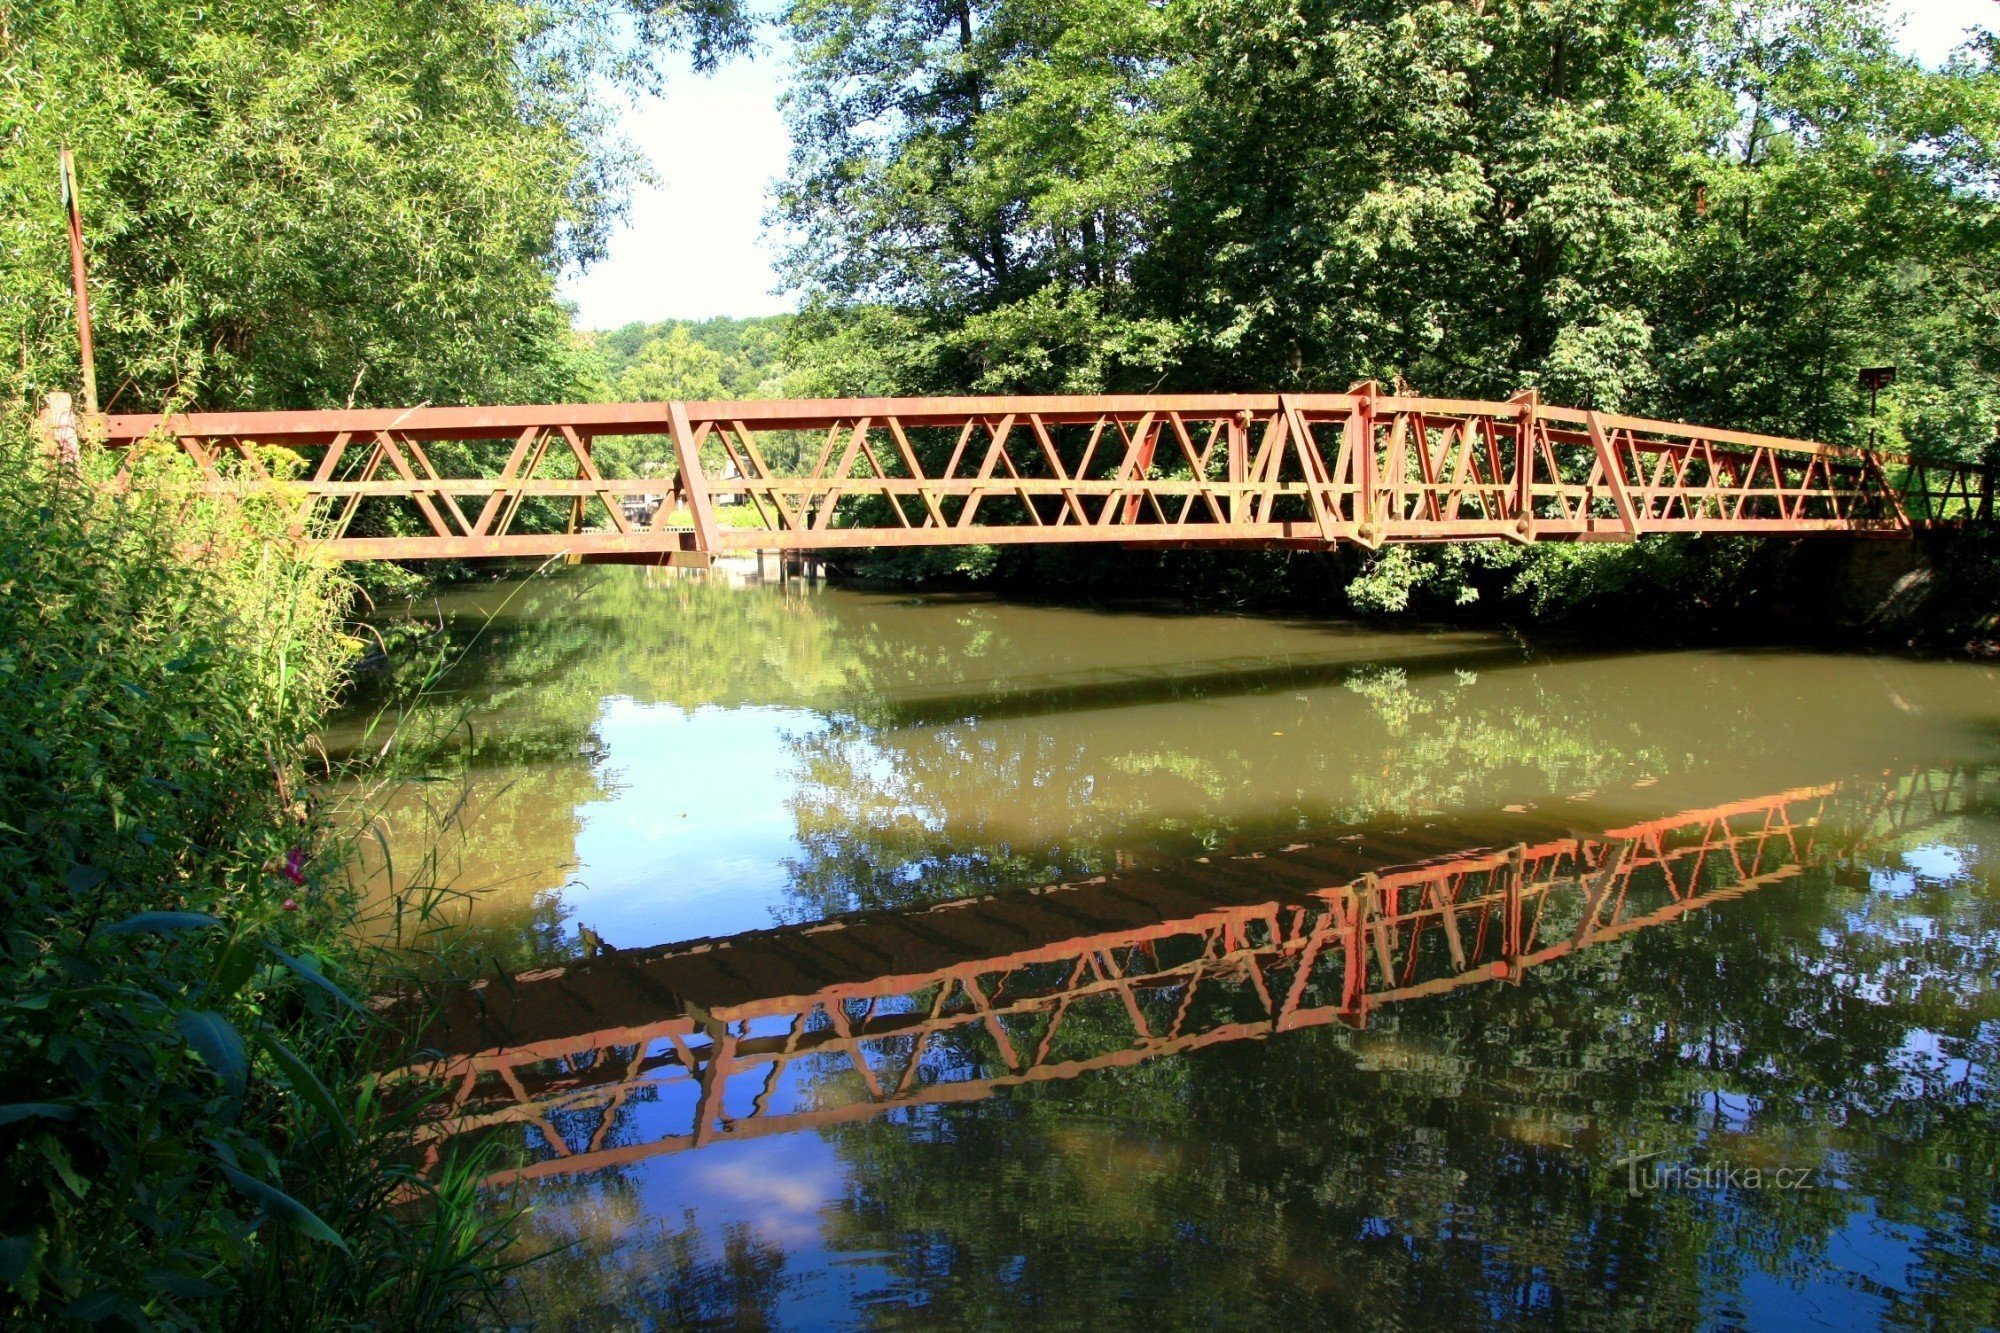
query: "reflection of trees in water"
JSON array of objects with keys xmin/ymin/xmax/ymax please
[
  {"xmin": 344, "ymin": 572, "xmax": 2000, "ymax": 1317},
  {"xmin": 776, "ymin": 635, "xmax": 1992, "ymax": 933},
  {"xmin": 358, "ymin": 568, "xmax": 872, "ymax": 744},
  {"xmin": 776, "ymin": 659, "xmax": 1689, "ymax": 925},
  {"xmin": 781, "ymin": 720, "xmax": 1111, "ymax": 923},
  {"xmin": 349, "ymin": 767, "xmax": 593, "ymax": 966},
  {"xmin": 800, "ymin": 822, "xmax": 2000, "ymax": 1326},
  {"xmin": 504, "ymin": 1172, "xmax": 792, "ymax": 1329},
  {"xmin": 348, "ymin": 571, "xmax": 874, "ymax": 969},
  {"xmin": 353, "ymin": 568, "xmax": 1990, "ymax": 998}
]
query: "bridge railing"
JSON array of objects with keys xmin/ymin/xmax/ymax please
[{"xmin": 94, "ymin": 391, "xmax": 1988, "ymax": 559}]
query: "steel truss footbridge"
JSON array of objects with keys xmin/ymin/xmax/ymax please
[{"xmin": 99, "ymin": 388, "xmax": 1994, "ymax": 561}]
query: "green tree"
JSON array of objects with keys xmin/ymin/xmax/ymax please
[
  {"xmin": 777, "ymin": 0, "xmax": 1184, "ymax": 393},
  {"xmin": 0, "ymin": 0, "xmax": 749, "ymax": 411},
  {"xmin": 773, "ymin": 0, "xmax": 2000, "ymax": 606},
  {"xmin": 618, "ymin": 323, "xmax": 731, "ymax": 400}
]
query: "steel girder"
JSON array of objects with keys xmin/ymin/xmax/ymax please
[{"xmin": 96, "ymin": 390, "xmax": 1992, "ymax": 560}]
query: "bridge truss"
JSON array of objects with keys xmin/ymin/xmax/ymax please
[
  {"xmin": 404, "ymin": 766, "xmax": 1991, "ymax": 1186},
  {"xmin": 98, "ymin": 390, "xmax": 1993, "ymax": 561}
]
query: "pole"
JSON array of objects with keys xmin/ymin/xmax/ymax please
[
  {"xmin": 60, "ymin": 149, "xmax": 98, "ymax": 417},
  {"xmin": 1983, "ymin": 418, "xmax": 1998, "ymax": 524}
]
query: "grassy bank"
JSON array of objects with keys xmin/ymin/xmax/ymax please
[{"xmin": 0, "ymin": 414, "xmax": 511, "ymax": 1326}]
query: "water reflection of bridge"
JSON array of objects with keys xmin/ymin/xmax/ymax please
[{"xmin": 409, "ymin": 767, "xmax": 1991, "ymax": 1186}]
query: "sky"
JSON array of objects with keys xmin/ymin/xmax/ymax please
[{"xmin": 557, "ymin": 1, "xmax": 2000, "ymax": 331}]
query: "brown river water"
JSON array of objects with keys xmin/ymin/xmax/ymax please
[{"xmin": 333, "ymin": 565, "xmax": 2000, "ymax": 1329}]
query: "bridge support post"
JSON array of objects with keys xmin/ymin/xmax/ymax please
[
  {"xmin": 1982, "ymin": 420, "xmax": 1998, "ymax": 523},
  {"xmin": 1500, "ymin": 844, "xmax": 1526, "ymax": 982},
  {"xmin": 1341, "ymin": 892, "xmax": 1369, "ymax": 1030},
  {"xmin": 1585, "ymin": 410, "xmax": 1640, "ymax": 537},
  {"xmin": 1349, "ymin": 381, "xmax": 1380, "ymax": 545},
  {"xmin": 1509, "ymin": 389, "xmax": 1540, "ymax": 541},
  {"xmin": 37, "ymin": 392, "xmax": 79, "ymax": 471},
  {"xmin": 1229, "ymin": 410, "xmax": 1249, "ymax": 525},
  {"xmin": 689, "ymin": 1009, "xmax": 736, "ymax": 1150},
  {"xmin": 667, "ymin": 400, "xmax": 722, "ymax": 555}
]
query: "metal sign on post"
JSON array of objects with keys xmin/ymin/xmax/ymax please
[{"xmin": 60, "ymin": 148, "xmax": 98, "ymax": 417}]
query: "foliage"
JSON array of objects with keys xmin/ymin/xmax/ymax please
[
  {"xmin": 772, "ymin": 0, "xmax": 2000, "ymax": 607},
  {"xmin": 0, "ymin": 0, "xmax": 750, "ymax": 412},
  {"xmin": 591, "ymin": 314, "xmax": 797, "ymax": 399},
  {"xmin": 0, "ymin": 412, "xmax": 514, "ymax": 1326},
  {"xmin": 569, "ymin": 315, "xmax": 799, "ymax": 476}
]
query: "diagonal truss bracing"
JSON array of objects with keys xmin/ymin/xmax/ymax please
[{"xmin": 98, "ymin": 389, "xmax": 1992, "ymax": 560}]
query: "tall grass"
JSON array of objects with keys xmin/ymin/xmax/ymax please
[{"xmin": 0, "ymin": 411, "xmax": 518, "ymax": 1327}]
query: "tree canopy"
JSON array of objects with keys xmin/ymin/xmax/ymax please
[
  {"xmin": 775, "ymin": 0, "xmax": 2000, "ymax": 459},
  {"xmin": 0, "ymin": 0, "xmax": 749, "ymax": 411}
]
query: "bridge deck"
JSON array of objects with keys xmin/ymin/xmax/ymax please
[{"xmin": 95, "ymin": 390, "xmax": 1994, "ymax": 560}]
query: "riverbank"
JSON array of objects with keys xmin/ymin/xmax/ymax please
[
  {"xmin": 0, "ymin": 415, "xmax": 510, "ymax": 1327},
  {"xmin": 827, "ymin": 532, "xmax": 2000, "ymax": 655}
]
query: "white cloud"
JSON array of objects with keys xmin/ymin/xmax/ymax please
[{"xmin": 559, "ymin": 52, "xmax": 796, "ymax": 329}]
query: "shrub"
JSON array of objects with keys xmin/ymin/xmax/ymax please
[{"xmin": 0, "ymin": 410, "xmax": 509, "ymax": 1327}]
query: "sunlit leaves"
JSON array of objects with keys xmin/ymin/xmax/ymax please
[{"xmin": 0, "ymin": 0, "xmax": 750, "ymax": 412}]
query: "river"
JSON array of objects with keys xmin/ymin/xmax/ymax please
[{"xmin": 335, "ymin": 565, "xmax": 2000, "ymax": 1329}]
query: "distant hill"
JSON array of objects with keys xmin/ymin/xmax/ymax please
[{"xmin": 585, "ymin": 315, "xmax": 794, "ymax": 401}]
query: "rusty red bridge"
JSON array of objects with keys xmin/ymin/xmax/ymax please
[{"xmin": 100, "ymin": 389, "xmax": 1994, "ymax": 561}]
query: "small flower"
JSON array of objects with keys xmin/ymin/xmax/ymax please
[
  {"xmin": 282, "ymin": 847, "xmax": 307, "ymax": 886},
  {"xmin": 283, "ymin": 899, "xmax": 299, "ymax": 912}
]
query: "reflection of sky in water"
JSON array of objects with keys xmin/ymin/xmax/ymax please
[
  {"xmin": 566, "ymin": 702, "xmax": 832, "ymax": 945},
  {"xmin": 370, "ymin": 576, "xmax": 2000, "ymax": 1326},
  {"xmin": 636, "ymin": 1137, "xmax": 900, "ymax": 1322},
  {"xmin": 1901, "ymin": 842, "xmax": 1969, "ymax": 883},
  {"xmin": 503, "ymin": 822, "xmax": 2000, "ymax": 1326},
  {"xmin": 1733, "ymin": 1203, "xmax": 1917, "ymax": 1331}
]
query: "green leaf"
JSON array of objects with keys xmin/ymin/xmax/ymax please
[
  {"xmin": 0, "ymin": 1103, "xmax": 76, "ymax": 1127},
  {"xmin": 217, "ymin": 1164, "xmax": 350, "ymax": 1253},
  {"xmin": 144, "ymin": 1268, "xmax": 223, "ymax": 1300},
  {"xmin": 0, "ymin": 1234, "xmax": 37, "ymax": 1284},
  {"xmin": 99, "ymin": 910, "xmax": 223, "ymax": 937},
  {"xmin": 253, "ymin": 1030, "xmax": 355, "ymax": 1148},
  {"xmin": 35, "ymin": 1136, "xmax": 88, "ymax": 1199},
  {"xmin": 208, "ymin": 927, "xmax": 261, "ymax": 1002},
  {"xmin": 266, "ymin": 944, "xmax": 371, "ymax": 1022},
  {"xmin": 176, "ymin": 1010, "xmax": 248, "ymax": 1094},
  {"xmin": 65, "ymin": 864, "xmax": 108, "ymax": 893},
  {"xmin": 58, "ymin": 1290, "xmax": 120, "ymax": 1322}
]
